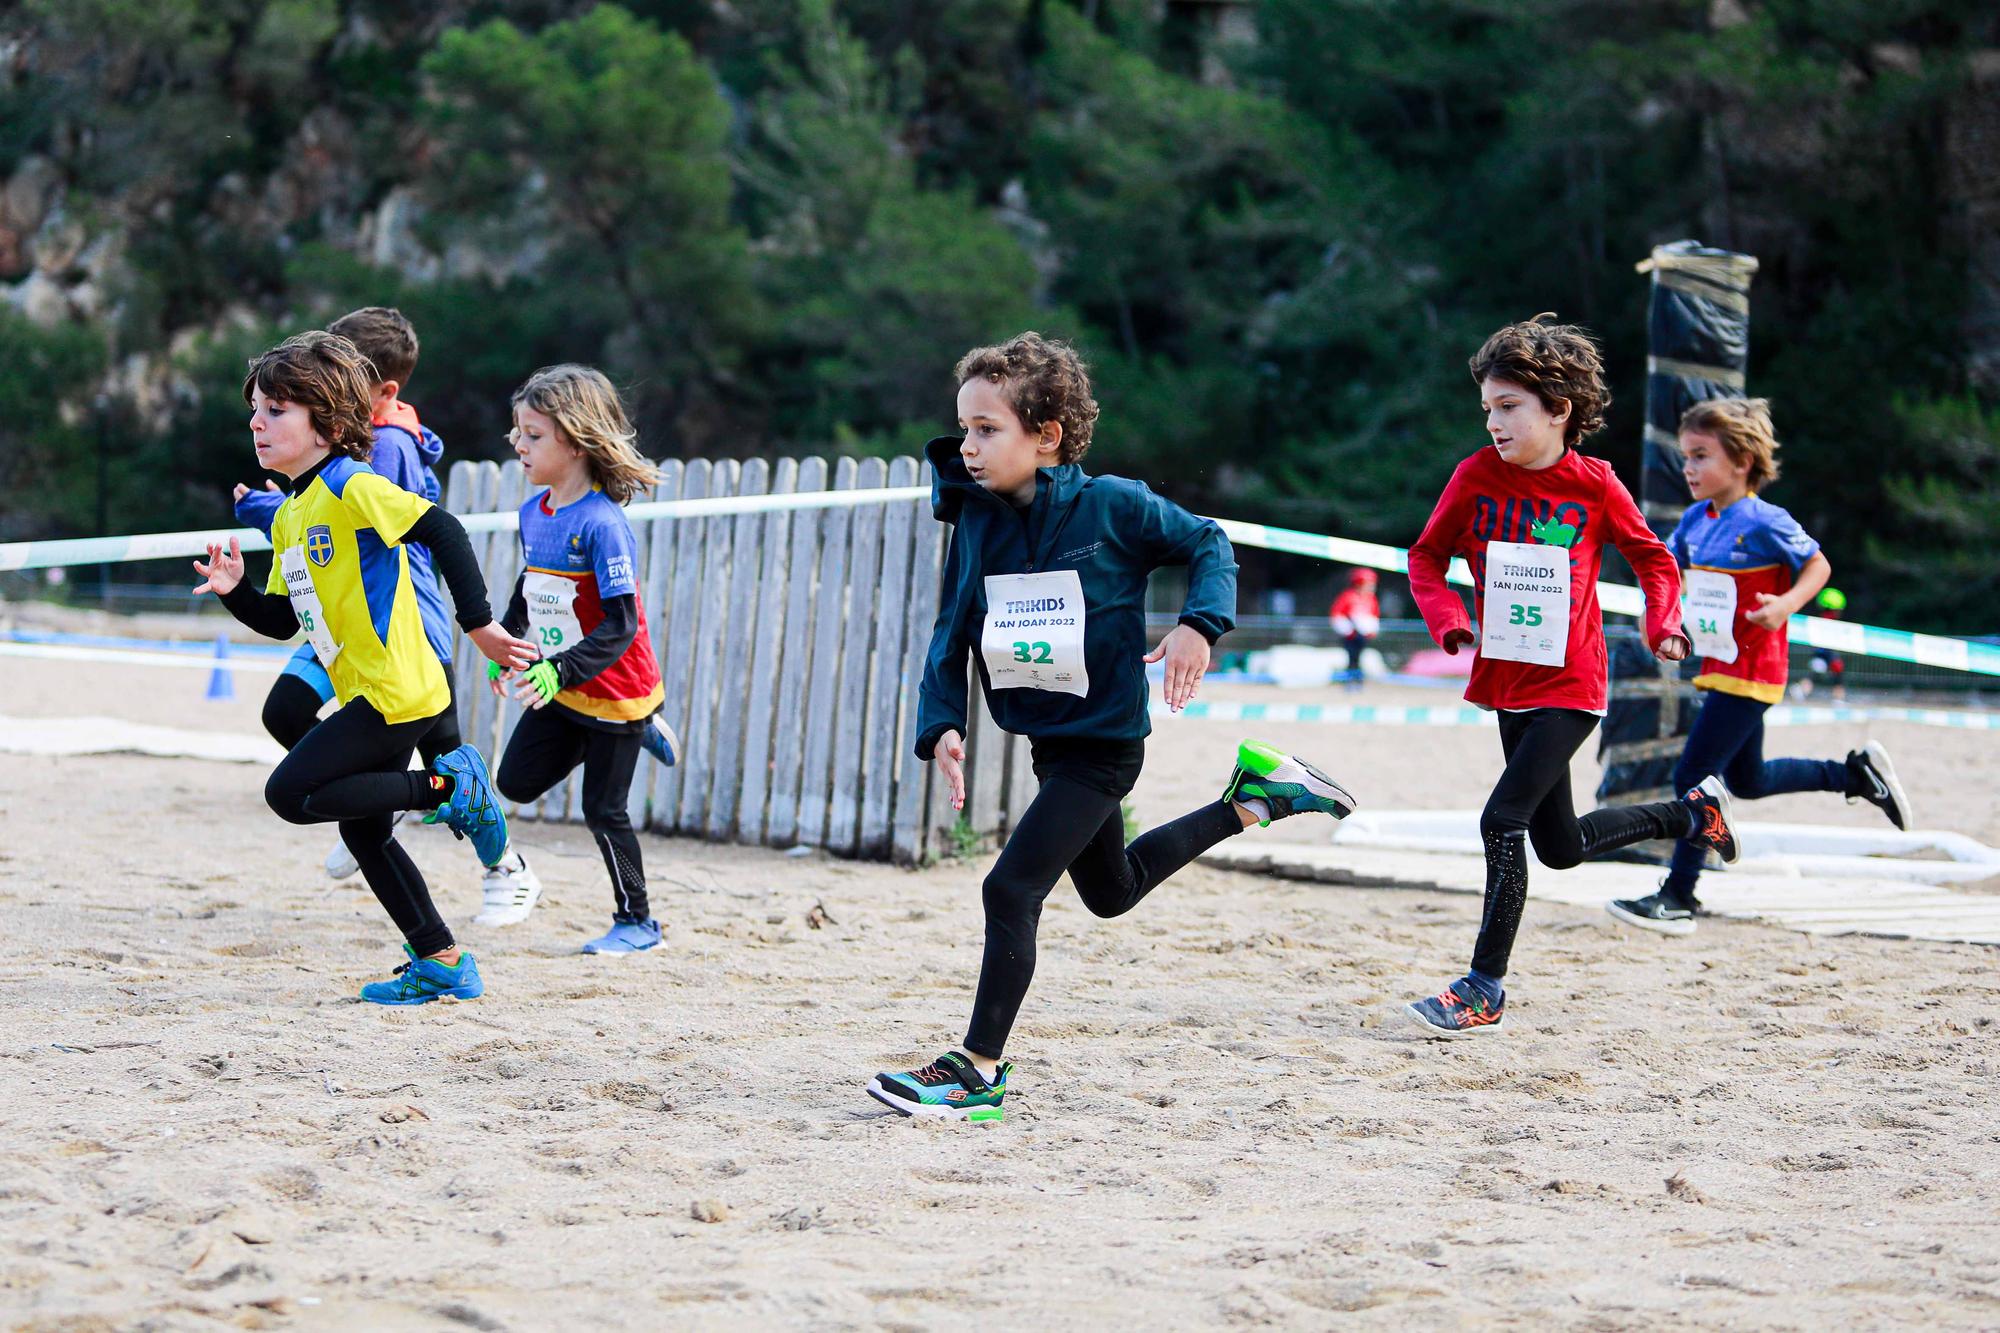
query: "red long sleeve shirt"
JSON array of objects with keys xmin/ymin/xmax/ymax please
[{"xmin": 1408, "ymin": 446, "xmax": 1683, "ymax": 713}]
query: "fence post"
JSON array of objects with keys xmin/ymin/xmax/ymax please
[
  {"xmin": 705, "ymin": 458, "xmax": 772, "ymax": 841},
  {"xmin": 768, "ymin": 457, "xmax": 830, "ymax": 847},
  {"xmin": 650, "ymin": 458, "xmax": 715, "ymax": 834},
  {"xmin": 797, "ymin": 458, "xmax": 859, "ymax": 847}
]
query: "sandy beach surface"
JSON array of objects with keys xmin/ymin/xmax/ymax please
[{"xmin": 3, "ymin": 605, "xmax": 1999, "ymax": 1329}]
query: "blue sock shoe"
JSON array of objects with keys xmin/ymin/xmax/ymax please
[
  {"xmin": 581, "ymin": 918, "xmax": 662, "ymax": 955},
  {"xmin": 359, "ymin": 946, "xmax": 484, "ymax": 1005}
]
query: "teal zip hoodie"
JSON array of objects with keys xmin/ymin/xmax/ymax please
[{"xmin": 915, "ymin": 435, "xmax": 1237, "ymax": 759}]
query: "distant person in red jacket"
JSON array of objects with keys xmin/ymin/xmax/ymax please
[
  {"xmin": 1329, "ymin": 568, "xmax": 1380, "ymax": 690},
  {"xmin": 1400, "ymin": 314, "xmax": 1736, "ymax": 1039}
]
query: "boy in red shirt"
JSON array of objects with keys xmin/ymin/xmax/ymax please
[
  {"xmin": 1402, "ymin": 314, "xmax": 1737, "ymax": 1036},
  {"xmin": 1329, "ymin": 568, "xmax": 1380, "ymax": 690}
]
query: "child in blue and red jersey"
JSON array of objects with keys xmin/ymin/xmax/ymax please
[
  {"xmin": 1402, "ymin": 315, "xmax": 1740, "ymax": 1038},
  {"xmin": 1607, "ymin": 399, "xmax": 1909, "ymax": 935},
  {"xmin": 232, "ymin": 307, "xmax": 541, "ymax": 917},
  {"xmin": 488, "ymin": 365, "xmax": 678, "ymax": 954}
]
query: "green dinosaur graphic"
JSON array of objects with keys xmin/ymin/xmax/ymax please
[{"xmin": 1529, "ymin": 515, "xmax": 1578, "ymax": 549}]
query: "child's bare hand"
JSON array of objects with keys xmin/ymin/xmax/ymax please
[
  {"xmin": 467, "ymin": 622, "xmax": 538, "ymax": 670},
  {"xmin": 1656, "ymin": 632, "xmax": 1691, "ymax": 663},
  {"xmin": 933, "ymin": 729, "xmax": 966, "ymax": 811},
  {"xmin": 1744, "ymin": 593, "xmax": 1790, "ymax": 631},
  {"xmin": 230, "ymin": 480, "xmax": 280, "ymax": 503},
  {"xmin": 191, "ymin": 537, "xmax": 244, "ymax": 596},
  {"xmin": 1144, "ymin": 623, "xmax": 1210, "ymax": 712}
]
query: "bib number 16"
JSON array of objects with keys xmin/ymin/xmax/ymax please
[
  {"xmin": 1012, "ymin": 641, "xmax": 1053, "ymax": 664},
  {"xmin": 1507, "ymin": 604, "xmax": 1544, "ymax": 627}
]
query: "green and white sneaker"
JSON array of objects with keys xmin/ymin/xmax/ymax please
[
  {"xmin": 867, "ymin": 1051, "xmax": 1010, "ymax": 1122},
  {"xmin": 1224, "ymin": 739, "xmax": 1358, "ymax": 827}
]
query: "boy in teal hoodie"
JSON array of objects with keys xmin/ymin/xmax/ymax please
[{"xmin": 866, "ymin": 333, "xmax": 1359, "ymax": 1121}]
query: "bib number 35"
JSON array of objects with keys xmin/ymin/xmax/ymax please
[{"xmin": 1506, "ymin": 603, "xmax": 1544, "ymax": 627}]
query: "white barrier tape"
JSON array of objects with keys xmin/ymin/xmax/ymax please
[
  {"xmin": 0, "ymin": 485, "xmax": 932, "ymax": 573},
  {"xmin": 1209, "ymin": 516, "xmax": 2000, "ymax": 678},
  {"xmin": 0, "ymin": 641, "xmax": 286, "ymax": 673},
  {"xmin": 3, "ymin": 486, "xmax": 1991, "ymax": 677},
  {"xmin": 1160, "ymin": 699, "xmax": 2000, "ymax": 732}
]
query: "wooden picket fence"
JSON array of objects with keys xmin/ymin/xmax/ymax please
[{"xmin": 441, "ymin": 454, "xmax": 1037, "ymax": 865}]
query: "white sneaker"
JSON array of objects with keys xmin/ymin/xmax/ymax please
[
  {"xmin": 475, "ymin": 851, "xmax": 543, "ymax": 926},
  {"xmin": 325, "ymin": 809, "xmax": 407, "ymax": 880}
]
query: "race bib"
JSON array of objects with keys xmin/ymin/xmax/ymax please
[
  {"xmin": 1684, "ymin": 569, "xmax": 1739, "ymax": 663},
  {"xmin": 523, "ymin": 571, "xmax": 585, "ymax": 655},
  {"xmin": 1480, "ymin": 540, "xmax": 1570, "ymax": 668},
  {"xmin": 981, "ymin": 570, "xmax": 1088, "ymax": 697},
  {"xmin": 279, "ymin": 545, "xmax": 341, "ymax": 668}
]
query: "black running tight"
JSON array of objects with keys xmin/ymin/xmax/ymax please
[
  {"xmin": 964, "ymin": 737, "xmax": 1246, "ymax": 1059},
  {"xmin": 263, "ymin": 696, "xmax": 456, "ymax": 958},
  {"xmin": 1469, "ymin": 708, "xmax": 1693, "ymax": 979},
  {"xmin": 495, "ymin": 704, "xmax": 648, "ymax": 921},
  {"xmin": 263, "ymin": 672, "xmax": 461, "ymax": 765}
]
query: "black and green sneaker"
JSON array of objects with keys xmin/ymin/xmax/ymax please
[
  {"xmin": 867, "ymin": 1051, "xmax": 1010, "ymax": 1122},
  {"xmin": 1224, "ymin": 739, "xmax": 1358, "ymax": 827}
]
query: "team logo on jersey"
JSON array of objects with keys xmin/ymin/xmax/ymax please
[{"xmin": 306, "ymin": 525, "xmax": 335, "ymax": 567}]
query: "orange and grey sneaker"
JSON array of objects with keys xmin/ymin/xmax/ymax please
[
  {"xmin": 1403, "ymin": 979, "xmax": 1506, "ymax": 1038},
  {"xmin": 1681, "ymin": 775, "xmax": 1741, "ymax": 865}
]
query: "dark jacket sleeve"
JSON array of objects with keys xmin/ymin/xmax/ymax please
[
  {"xmin": 545, "ymin": 594, "xmax": 637, "ymax": 689},
  {"xmin": 914, "ymin": 524, "xmax": 975, "ymax": 760},
  {"xmin": 218, "ymin": 581, "xmax": 300, "ymax": 640},
  {"xmin": 499, "ymin": 572, "xmax": 529, "ymax": 639},
  {"xmin": 1136, "ymin": 485, "xmax": 1237, "ymax": 643},
  {"xmin": 399, "ymin": 506, "xmax": 492, "ymax": 632}
]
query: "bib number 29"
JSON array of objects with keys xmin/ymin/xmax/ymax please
[
  {"xmin": 1011, "ymin": 641, "xmax": 1053, "ymax": 664},
  {"xmin": 1506, "ymin": 604, "xmax": 1544, "ymax": 627},
  {"xmin": 538, "ymin": 626, "xmax": 565, "ymax": 648}
]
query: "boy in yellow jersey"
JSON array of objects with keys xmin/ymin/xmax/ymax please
[{"xmin": 194, "ymin": 332, "xmax": 535, "ymax": 1003}]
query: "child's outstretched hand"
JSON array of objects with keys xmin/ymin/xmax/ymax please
[
  {"xmin": 510, "ymin": 661, "xmax": 561, "ymax": 710},
  {"xmin": 1655, "ymin": 631, "xmax": 1692, "ymax": 663},
  {"xmin": 191, "ymin": 537, "xmax": 244, "ymax": 596},
  {"xmin": 485, "ymin": 660, "xmax": 515, "ymax": 697},
  {"xmin": 1145, "ymin": 623, "xmax": 1210, "ymax": 712},
  {"xmin": 231, "ymin": 480, "xmax": 280, "ymax": 503},
  {"xmin": 932, "ymin": 728, "xmax": 967, "ymax": 811},
  {"xmin": 467, "ymin": 622, "xmax": 539, "ymax": 670}
]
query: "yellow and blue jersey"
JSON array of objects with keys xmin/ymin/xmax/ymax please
[{"xmin": 265, "ymin": 455, "xmax": 449, "ymax": 725}]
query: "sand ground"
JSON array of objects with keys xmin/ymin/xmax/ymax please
[{"xmin": 3, "ymin": 604, "xmax": 1999, "ymax": 1329}]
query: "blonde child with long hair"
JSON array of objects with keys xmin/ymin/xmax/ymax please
[
  {"xmin": 1605, "ymin": 397, "xmax": 1908, "ymax": 935},
  {"xmin": 485, "ymin": 365, "xmax": 680, "ymax": 952}
]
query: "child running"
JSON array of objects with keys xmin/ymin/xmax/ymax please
[
  {"xmin": 487, "ymin": 365, "xmax": 677, "ymax": 955},
  {"xmin": 866, "ymin": 332, "xmax": 1356, "ymax": 1121},
  {"xmin": 1401, "ymin": 314, "xmax": 1737, "ymax": 1037},
  {"xmin": 1606, "ymin": 398, "xmax": 1909, "ymax": 934},
  {"xmin": 231, "ymin": 307, "xmax": 543, "ymax": 921},
  {"xmin": 1329, "ymin": 567, "xmax": 1381, "ymax": 690},
  {"xmin": 194, "ymin": 331, "xmax": 535, "ymax": 1003}
]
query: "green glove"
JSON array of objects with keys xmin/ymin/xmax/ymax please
[
  {"xmin": 486, "ymin": 660, "xmax": 505, "ymax": 681},
  {"xmin": 522, "ymin": 659, "xmax": 561, "ymax": 703}
]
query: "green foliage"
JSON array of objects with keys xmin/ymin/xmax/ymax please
[{"xmin": 0, "ymin": 0, "xmax": 1991, "ymax": 638}]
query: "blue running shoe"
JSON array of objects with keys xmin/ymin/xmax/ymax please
[
  {"xmin": 640, "ymin": 712, "xmax": 681, "ymax": 767},
  {"xmin": 425, "ymin": 744, "xmax": 510, "ymax": 869},
  {"xmin": 1402, "ymin": 980, "xmax": 1505, "ymax": 1038},
  {"xmin": 868, "ymin": 1051, "xmax": 1011, "ymax": 1122},
  {"xmin": 581, "ymin": 918, "xmax": 662, "ymax": 955},
  {"xmin": 360, "ymin": 947, "xmax": 484, "ymax": 1005},
  {"xmin": 1223, "ymin": 739, "xmax": 1358, "ymax": 827}
]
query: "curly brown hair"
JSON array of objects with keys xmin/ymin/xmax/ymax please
[
  {"xmin": 328, "ymin": 306, "xmax": 419, "ymax": 389},
  {"xmin": 242, "ymin": 332, "xmax": 376, "ymax": 460},
  {"xmin": 1680, "ymin": 397, "xmax": 1781, "ymax": 491},
  {"xmin": 1468, "ymin": 313, "xmax": 1609, "ymax": 446},
  {"xmin": 954, "ymin": 331, "xmax": 1100, "ymax": 465}
]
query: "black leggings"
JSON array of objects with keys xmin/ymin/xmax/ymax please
[
  {"xmin": 263, "ymin": 672, "xmax": 461, "ymax": 765},
  {"xmin": 964, "ymin": 737, "xmax": 1246, "ymax": 1059},
  {"xmin": 263, "ymin": 696, "xmax": 457, "ymax": 958},
  {"xmin": 495, "ymin": 704, "xmax": 647, "ymax": 921},
  {"xmin": 1470, "ymin": 708, "xmax": 1693, "ymax": 979}
]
